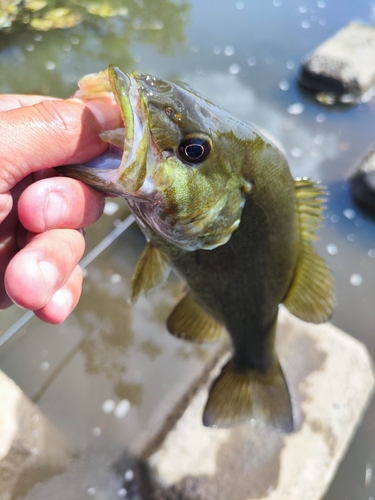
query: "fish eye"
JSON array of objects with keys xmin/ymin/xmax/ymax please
[{"xmin": 178, "ymin": 134, "xmax": 212, "ymax": 164}]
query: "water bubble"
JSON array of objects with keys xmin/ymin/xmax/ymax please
[
  {"xmin": 316, "ymin": 113, "xmax": 326, "ymax": 123},
  {"xmin": 279, "ymin": 79, "xmax": 290, "ymax": 91},
  {"xmin": 366, "ymin": 463, "xmax": 373, "ymax": 487},
  {"xmin": 347, "ymin": 233, "xmax": 356, "ymax": 242},
  {"xmin": 114, "ymin": 400, "xmax": 131, "ymax": 419},
  {"xmin": 299, "ymin": 5, "xmax": 308, "ymax": 13},
  {"xmin": 40, "ymin": 361, "xmax": 50, "ymax": 371},
  {"xmin": 330, "ymin": 214, "xmax": 340, "ymax": 223},
  {"xmin": 195, "ymin": 65, "xmax": 205, "ymax": 75},
  {"xmin": 224, "ymin": 45, "xmax": 235, "ymax": 56},
  {"xmin": 301, "ymin": 20, "xmax": 311, "ymax": 28},
  {"xmin": 110, "ymin": 274, "xmax": 122, "ymax": 284},
  {"xmin": 314, "ymin": 134, "xmax": 325, "ymax": 145},
  {"xmin": 319, "ymin": 18, "xmax": 326, "ymax": 25},
  {"xmin": 273, "ymin": 0, "xmax": 281, "ymax": 6},
  {"xmin": 191, "ymin": 45, "xmax": 199, "ymax": 53},
  {"xmin": 368, "ymin": 249, "xmax": 375, "ymax": 258},
  {"xmin": 229, "ymin": 63, "xmax": 241, "ymax": 74},
  {"xmin": 326, "ymin": 244, "xmax": 338, "ymax": 255},
  {"xmin": 117, "ymin": 489, "xmax": 127, "ymax": 498},
  {"xmin": 247, "ymin": 56, "xmax": 257, "ymax": 66},
  {"xmin": 102, "ymin": 399, "xmax": 116, "ymax": 414},
  {"xmin": 92, "ymin": 427, "xmax": 102, "ymax": 437},
  {"xmin": 103, "ymin": 201, "xmax": 119, "ymax": 216},
  {"xmin": 286, "ymin": 60, "xmax": 295, "ymax": 70},
  {"xmin": 88, "ymin": 488, "xmax": 96, "ymax": 496},
  {"xmin": 350, "ymin": 273, "xmax": 363, "ymax": 286},
  {"xmin": 287, "ymin": 103, "xmax": 304, "ymax": 115},
  {"xmin": 124, "ymin": 470, "xmax": 134, "ymax": 481},
  {"xmin": 34, "ymin": 34, "xmax": 42, "ymax": 41},
  {"xmin": 213, "ymin": 45, "xmax": 221, "ymax": 55},
  {"xmin": 236, "ymin": 1, "xmax": 245, "ymax": 9},
  {"xmin": 63, "ymin": 43, "xmax": 71, "ymax": 52},
  {"xmin": 291, "ymin": 147, "xmax": 303, "ymax": 158},
  {"xmin": 343, "ymin": 208, "xmax": 356, "ymax": 219},
  {"xmin": 26, "ymin": 44, "xmax": 35, "ymax": 52},
  {"xmin": 31, "ymin": 447, "xmax": 39, "ymax": 456},
  {"xmin": 32, "ymin": 415, "xmax": 40, "ymax": 423},
  {"xmin": 45, "ymin": 61, "xmax": 56, "ymax": 71},
  {"xmin": 70, "ymin": 35, "xmax": 80, "ymax": 45},
  {"xmin": 317, "ymin": 0, "xmax": 326, "ymax": 7}
]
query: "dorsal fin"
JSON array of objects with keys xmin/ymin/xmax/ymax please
[
  {"xmin": 283, "ymin": 179, "xmax": 335, "ymax": 323},
  {"xmin": 167, "ymin": 294, "xmax": 223, "ymax": 343},
  {"xmin": 130, "ymin": 243, "xmax": 170, "ymax": 302}
]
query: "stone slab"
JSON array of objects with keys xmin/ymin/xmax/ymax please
[
  {"xmin": 0, "ymin": 371, "xmax": 73, "ymax": 500},
  {"xmin": 147, "ymin": 308, "xmax": 375, "ymax": 500},
  {"xmin": 299, "ymin": 22, "xmax": 375, "ymax": 103}
]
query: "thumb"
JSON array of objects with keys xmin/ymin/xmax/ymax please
[{"xmin": 0, "ymin": 97, "xmax": 122, "ymax": 195}]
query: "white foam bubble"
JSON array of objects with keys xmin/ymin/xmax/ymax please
[{"xmin": 350, "ymin": 274, "xmax": 363, "ymax": 286}]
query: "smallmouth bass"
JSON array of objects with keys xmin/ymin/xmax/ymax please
[{"xmin": 58, "ymin": 66, "xmax": 334, "ymax": 432}]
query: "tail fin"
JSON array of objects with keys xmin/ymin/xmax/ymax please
[{"xmin": 203, "ymin": 360, "xmax": 293, "ymax": 433}]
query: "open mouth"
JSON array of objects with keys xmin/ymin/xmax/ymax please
[{"xmin": 56, "ymin": 66, "xmax": 150, "ymax": 197}]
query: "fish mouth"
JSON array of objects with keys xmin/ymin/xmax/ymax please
[{"xmin": 57, "ymin": 66, "xmax": 156, "ymax": 199}]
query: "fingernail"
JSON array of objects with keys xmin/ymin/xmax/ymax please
[
  {"xmin": 83, "ymin": 99, "xmax": 122, "ymax": 131},
  {"xmin": 44, "ymin": 191, "xmax": 67, "ymax": 228}
]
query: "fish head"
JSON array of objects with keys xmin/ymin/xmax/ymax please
[{"xmin": 58, "ymin": 65, "xmax": 256, "ymax": 250}]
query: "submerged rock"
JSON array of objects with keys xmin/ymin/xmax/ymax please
[
  {"xmin": 299, "ymin": 22, "xmax": 375, "ymax": 104},
  {"xmin": 350, "ymin": 147, "xmax": 375, "ymax": 213}
]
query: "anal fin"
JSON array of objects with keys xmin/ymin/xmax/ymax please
[
  {"xmin": 203, "ymin": 360, "xmax": 293, "ymax": 433},
  {"xmin": 167, "ymin": 294, "xmax": 223, "ymax": 343},
  {"xmin": 131, "ymin": 243, "xmax": 170, "ymax": 302}
]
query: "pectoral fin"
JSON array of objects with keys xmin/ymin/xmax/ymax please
[
  {"xmin": 203, "ymin": 360, "xmax": 293, "ymax": 433},
  {"xmin": 130, "ymin": 243, "xmax": 170, "ymax": 302},
  {"xmin": 283, "ymin": 242, "xmax": 334, "ymax": 323},
  {"xmin": 167, "ymin": 294, "xmax": 223, "ymax": 343},
  {"xmin": 283, "ymin": 179, "xmax": 335, "ymax": 323}
]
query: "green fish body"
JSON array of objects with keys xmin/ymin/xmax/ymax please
[{"xmin": 58, "ymin": 66, "xmax": 334, "ymax": 432}]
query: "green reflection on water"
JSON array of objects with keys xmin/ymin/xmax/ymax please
[{"xmin": 0, "ymin": 0, "xmax": 190, "ymax": 96}]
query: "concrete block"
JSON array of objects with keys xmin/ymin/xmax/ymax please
[
  {"xmin": 299, "ymin": 22, "xmax": 375, "ymax": 103},
  {"xmin": 147, "ymin": 309, "xmax": 375, "ymax": 500},
  {"xmin": 0, "ymin": 371, "xmax": 73, "ymax": 500}
]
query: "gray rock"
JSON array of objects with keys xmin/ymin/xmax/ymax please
[
  {"xmin": 299, "ymin": 22, "xmax": 375, "ymax": 103},
  {"xmin": 147, "ymin": 309, "xmax": 375, "ymax": 500},
  {"xmin": 350, "ymin": 147, "xmax": 375, "ymax": 213}
]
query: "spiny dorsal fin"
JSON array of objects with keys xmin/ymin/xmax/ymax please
[
  {"xmin": 203, "ymin": 360, "xmax": 293, "ymax": 432},
  {"xmin": 283, "ymin": 179, "xmax": 335, "ymax": 323},
  {"xmin": 167, "ymin": 294, "xmax": 223, "ymax": 343},
  {"xmin": 130, "ymin": 243, "xmax": 170, "ymax": 302}
]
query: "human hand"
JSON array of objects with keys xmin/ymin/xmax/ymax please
[{"xmin": 0, "ymin": 94, "xmax": 121, "ymax": 323}]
